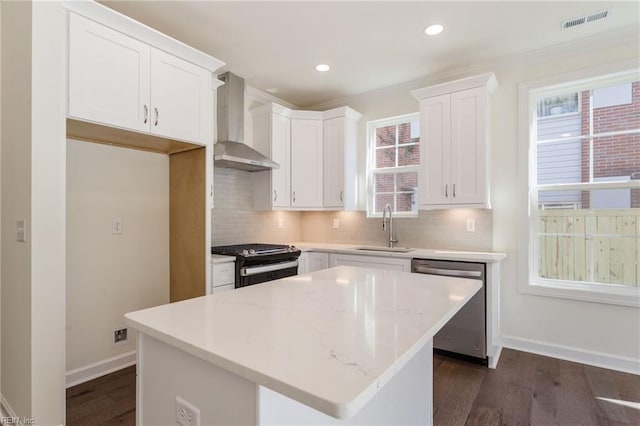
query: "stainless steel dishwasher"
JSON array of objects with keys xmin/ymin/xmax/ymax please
[{"xmin": 411, "ymin": 258, "xmax": 486, "ymax": 364}]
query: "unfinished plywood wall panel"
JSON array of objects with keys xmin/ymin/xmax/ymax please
[{"xmin": 170, "ymin": 147, "xmax": 206, "ymax": 302}]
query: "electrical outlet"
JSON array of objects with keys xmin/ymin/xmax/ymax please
[
  {"xmin": 113, "ymin": 328, "xmax": 128, "ymax": 344},
  {"xmin": 466, "ymin": 219, "xmax": 476, "ymax": 232},
  {"xmin": 176, "ymin": 396, "xmax": 200, "ymax": 426},
  {"xmin": 333, "ymin": 218, "xmax": 340, "ymax": 229},
  {"xmin": 278, "ymin": 218, "xmax": 284, "ymax": 229}
]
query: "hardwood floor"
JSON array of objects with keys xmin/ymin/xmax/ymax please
[
  {"xmin": 66, "ymin": 366, "xmax": 136, "ymax": 425},
  {"xmin": 66, "ymin": 349, "xmax": 639, "ymax": 425},
  {"xmin": 433, "ymin": 349, "xmax": 640, "ymax": 426}
]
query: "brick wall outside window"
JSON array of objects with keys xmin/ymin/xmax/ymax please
[
  {"xmin": 371, "ymin": 118, "xmax": 420, "ymax": 214},
  {"xmin": 579, "ymin": 81, "xmax": 640, "ymax": 208}
]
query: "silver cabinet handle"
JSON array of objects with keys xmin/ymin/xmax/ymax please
[
  {"xmin": 453, "ymin": 184, "xmax": 456, "ymax": 198},
  {"xmin": 273, "ymin": 190, "xmax": 277, "ymax": 202},
  {"xmin": 154, "ymin": 107, "xmax": 159, "ymax": 126},
  {"xmin": 143, "ymin": 105, "xmax": 148, "ymax": 124},
  {"xmin": 445, "ymin": 184, "xmax": 448, "ymax": 198},
  {"xmin": 293, "ymin": 191, "xmax": 296, "ymax": 203},
  {"xmin": 340, "ymin": 190, "xmax": 344, "ymax": 202}
]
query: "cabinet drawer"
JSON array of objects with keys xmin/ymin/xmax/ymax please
[{"xmin": 213, "ymin": 262, "xmax": 235, "ymax": 286}]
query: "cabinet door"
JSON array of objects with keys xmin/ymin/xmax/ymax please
[
  {"xmin": 271, "ymin": 113, "xmax": 292, "ymax": 208},
  {"xmin": 68, "ymin": 13, "xmax": 150, "ymax": 133},
  {"xmin": 450, "ymin": 87, "xmax": 486, "ymax": 204},
  {"xmin": 291, "ymin": 119, "xmax": 323, "ymax": 208},
  {"xmin": 150, "ymin": 49, "xmax": 211, "ymax": 144},
  {"xmin": 307, "ymin": 252, "xmax": 329, "ymax": 272},
  {"xmin": 323, "ymin": 117, "xmax": 345, "ymax": 207},
  {"xmin": 419, "ymin": 95, "xmax": 451, "ymax": 207}
]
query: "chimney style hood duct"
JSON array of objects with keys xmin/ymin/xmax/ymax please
[{"xmin": 215, "ymin": 72, "xmax": 280, "ymax": 172}]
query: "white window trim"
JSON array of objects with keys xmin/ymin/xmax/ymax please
[
  {"xmin": 366, "ymin": 112, "xmax": 420, "ymax": 218},
  {"xmin": 517, "ymin": 59, "xmax": 640, "ymax": 308}
]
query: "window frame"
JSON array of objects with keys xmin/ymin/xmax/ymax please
[
  {"xmin": 366, "ymin": 113, "xmax": 420, "ymax": 218},
  {"xmin": 518, "ymin": 59, "xmax": 640, "ymax": 307}
]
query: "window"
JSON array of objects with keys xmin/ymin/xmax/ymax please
[
  {"xmin": 520, "ymin": 63, "xmax": 640, "ymax": 306},
  {"xmin": 367, "ymin": 114, "xmax": 420, "ymax": 217}
]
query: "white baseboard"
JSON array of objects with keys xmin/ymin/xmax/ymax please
[
  {"xmin": 502, "ymin": 335, "xmax": 640, "ymax": 375},
  {"xmin": 66, "ymin": 350, "xmax": 136, "ymax": 388},
  {"xmin": 1, "ymin": 394, "xmax": 18, "ymax": 418}
]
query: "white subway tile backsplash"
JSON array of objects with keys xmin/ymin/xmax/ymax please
[
  {"xmin": 300, "ymin": 209, "xmax": 492, "ymax": 251},
  {"xmin": 212, "ymin": 168, "xmax": 303, "ymax": 245},
  {"xmin": 213, "ymin": 168, "xmax": 492, "ymax": 250}
]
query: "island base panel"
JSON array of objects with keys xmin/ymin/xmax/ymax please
[
  {"xmin": 137, "ymin": 332, "xmax": 434, "ymax": 424},
  {"xmin": 137, "ymin": 333, "xmax": 257, "ymax": 425},
  {"xmin": 258, "ymin": 340, "xmax": 433, "ymax": 424}
]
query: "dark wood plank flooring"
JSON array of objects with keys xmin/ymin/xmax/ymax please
[{"xmin": 66, "ymin": 349, "xmax": 639, "ymax": 425}]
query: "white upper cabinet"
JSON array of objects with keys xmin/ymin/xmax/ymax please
[
  {"xmin": 291, "ymin": 115, "xmax": 324, "ymax": 208},
  {"xmin": 251, "ymin": 104, "xmax": 361, "ymax": 211},
  {"xmin": 323, "ymin": 107, "xmax": 361, "ymax": 209},
  {"xmin": 149, "ymin": 49, "xmax": 212, "ymax": 144},
  {"xmin": 68, "ymin": 12, "xmax": 212, "ymax": 145},
  {"xmin": 412, "ymin": 73, "xmax": 496, "ymax": 209},
  {"xmin": 251, "ymin": 103, "xmax": 292, "ymax": 210},
  {"xmin": 68, "ymin": 13, "xmax": 150, "ymax": 134}
]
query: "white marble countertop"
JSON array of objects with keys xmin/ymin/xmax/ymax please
[
  {"xmin": 292, "ymin": 241, "xmax": 506, "ymax": 263},
  {"xmin": 125, "ymin": 266, "xmax": 481, "ymax": 419}
]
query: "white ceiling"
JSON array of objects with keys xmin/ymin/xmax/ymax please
[{"xmin": 100, "ymin": 1, "xmax": 640, "ymax": 108}]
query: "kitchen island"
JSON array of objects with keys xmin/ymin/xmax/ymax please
[{"xmin": 125, "ymin": 266, "xmax": 481, "ymax": 425}]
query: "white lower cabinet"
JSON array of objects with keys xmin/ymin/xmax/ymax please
[
  {"xmin": 329, "ymin": 253, "xmax": 411, "ymax": 271},
  {"xmin": 211, "ymin": 261, "xmax": 235, "ymax": 294},
  {"xmin": 307, "ymin": 252, "xmax": 329, "ymax": 272},
  {"xmin": 298, "ymin": 252, "xmax": 330, "ymax": 274}
]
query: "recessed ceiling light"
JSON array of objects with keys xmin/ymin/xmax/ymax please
[
  {"xmin": 315, "ymin": 64, "xmax": 330, "ymax": 72},
  {"xmin": 424, "ymin": 24, "xmax": 444, "ymax": 36}
]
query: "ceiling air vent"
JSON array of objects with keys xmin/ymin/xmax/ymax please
[{"xmin": 562, "ymin": 9, "xmax": 609, "ymax": 30}]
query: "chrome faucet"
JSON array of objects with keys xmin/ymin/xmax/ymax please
[{"xmin": 382, "ymin": 203, "xmax": 398, "ymax": 248}]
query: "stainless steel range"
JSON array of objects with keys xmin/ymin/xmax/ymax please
[{"xmin": 211, "ymin": 243, "xmax": 301, "ymax": 288}]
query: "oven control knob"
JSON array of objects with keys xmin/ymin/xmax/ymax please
[
  {"xmin": 288, "ymin": 245, "xmax": 295, "ymax": 251},
  {"xmin": 242, "ymin": 249, "xmax": 249, "ymax": 256},
  {"xmin": 249, "ymin": 249, "xmax": 256, "ymax": 255}
]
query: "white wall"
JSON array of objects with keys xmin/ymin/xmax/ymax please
[
  {"xmin": 491, "ymin": 44, "xmax": 640, "ymax": 371},
  {"xmin": 66, "ymin": 140, "xmax": 170, "ymax": 378},
  {"xmin": 1, "ymin": 1, "xmax": 67, "ymax": 421},
  {"xmin": 311, "ymin": 36, "xmax": 640, "ymax": 371}
]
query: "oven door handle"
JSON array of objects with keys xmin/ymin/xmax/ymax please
[
  {"xmin": 240, "ymin": 260, "xmax": 299, "ymax": 277},
  {"xmin": 413, "ymin": 266, "xmax": 482, "ymax": 278}
]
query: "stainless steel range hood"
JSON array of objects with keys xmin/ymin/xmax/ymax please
[{"xmin": 215, "ymin": 72, "xmax": 279, "ymax": 172}]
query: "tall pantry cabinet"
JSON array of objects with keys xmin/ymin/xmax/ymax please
[{"xmin": 65, "ymin": 1, "xmax": 225, "ymax": 302}]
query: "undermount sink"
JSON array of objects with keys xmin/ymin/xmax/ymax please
[{"xmin": 354, "ymin": 246, "xmax": 416, "ymax": 253}]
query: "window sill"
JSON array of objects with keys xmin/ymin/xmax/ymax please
[{"xmin": 521, "ymin": 279, "xmax": 640, "ymax": 308}]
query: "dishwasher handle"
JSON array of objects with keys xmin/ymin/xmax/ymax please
[{"xmin": 413, "ymin": 265, "xmax": 482, "ymax": 278}]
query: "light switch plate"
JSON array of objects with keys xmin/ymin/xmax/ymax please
[{"xmin": 16, "ymin": 219, "xmax": 26, "ymax": 242}]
